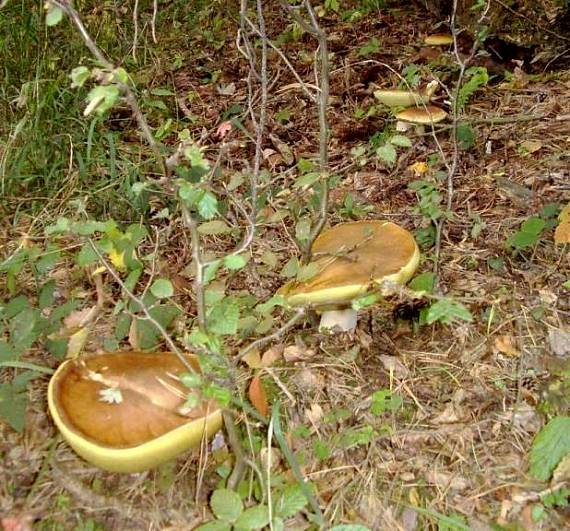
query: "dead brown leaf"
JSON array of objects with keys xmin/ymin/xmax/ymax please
[
  {"xmin": 494, "ymin": 335, "xmax": 520, "ymax": 357},
  {"xmin": 283, "ymin": 344, "xmax": 315, "ymax": 362},
  {"xmin": 249, "ymin": 374, "xmax": 269, "ymax": 418}
]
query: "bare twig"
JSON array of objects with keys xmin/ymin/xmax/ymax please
[
  {"xmin": 279, "ymin": 0, "xmax": 330, "ymax": 262},
  {"xmin": 237, "ymin": 308, "xmax": 306, "ymax": 360},
  {"xmin": 50, "ymin": 0, "xmax": 167, "ymax": 177}
]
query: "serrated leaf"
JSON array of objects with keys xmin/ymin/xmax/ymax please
[
  {"xmin": 9, "ymin": 308, "xmax": 40, "ymax": 354},
  {"xmin": 204, "ymin": 260, "xmax": 222, "ymax": 284},
  {"xmin": 234, "ymin": 505, "xmax": 270, "ymax": 530},
  {"xmin": 76, "ymin": 242, "xmax": 99, "ymax": 267},
  {"xmin": 207, "ymin": 299, "xmax": 240, "ymax": 336},
  {"xmin": 198, "ymin": 191, "xmax": 218, "ymax": 220},
  {"xmin": 210, "ymin": 489, "xmax": 243, "ymax": 522},
  {"xmin": 198, "ymin": 220, "xmax": 231, "ymax": 235},
  {"xmin": 224, "ymin": 254, "xmax": 247, "ymax": 270},
  {"xmin": 390, "ymin": 135, "xmax": 412, "ymax": 148},
  {"xmin": 425, "ymin": 298, "xmax": 472, "ymax": 325},
  {"xmin": 274, "ymin": 484, "xmax": 308, "ymax": 518},
  {"xmin": 38, "ymin": 280, "xmax": 56, "ymax": 309},
  {"xmin": 409, "ymin": 272, "xmax": 436, "ymax": 293},
  {"xmin": 529, "ymin": 416, "xmax": 570, "ymax": 481},
  {"xmin": 150, "ymin": 278, "xmax": 174, "ymax": 299},
  {"xmin": 0, "ymin": 341, "xmax": 17, "ymax": 362},
  {"xmin": 376, "ymin": 143, "xmax": 397, "ymax": 164}
]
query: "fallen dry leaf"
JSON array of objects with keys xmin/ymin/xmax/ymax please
[
  {"xmin": 249, "ymin": 374, "xmax": 269, "ymax": 417},
  {"xmin": 241, "ymin": 348, "xmax": 262, "ymax": 369},
  {"xmin": 409, "ymin": 161, "xmax": 428, "ymax": 175},
  {"xmin": 66, "ymin": 327, "xmax": 89, "ymax": 359},
  {"xmin": 425, "ymin": 470, "xmax": 469, "ymax": 491},
  {"xmin": 283, "ymin": 344, "xmax": 315, "ymax": 362},
  {"xmin": 494, "ymin": 335, "xmax": 520, "ymax": 357},
  {"xmin": 261, "ymin": 345, "xmax": 283, "ymax": 367},
  {"xmin": 304, "ymin": 403, "xmax": 324, "ymax": 426},
  {"xmin": 63, "ymin": 305, "xmax": 98, "ymax": 330}
]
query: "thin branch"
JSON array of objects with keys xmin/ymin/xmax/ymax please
[
  {"xmin": 237, "ymin": 308, "xmax": 306, "ymax": 360},
  {"xmin": 87, "ymin": 239, "xmax": 195, "ymax": 373},
  {"xmin": 50, "ymin": 0, "xmax": 167, "ymax": 177}
]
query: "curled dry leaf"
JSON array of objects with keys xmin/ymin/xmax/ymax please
[
  {"xmin": 494, "ymin": 335, "xmax": 520, "ymax": 357},
  {"xmin": 554, "ymin": 202, "xmax": 570, "ymax": 244},
  {"xmin": 283, "ymin": 344, "xmax": 315, "ymax": 362},
  {"xmin": 248, "ymin": 374, "xmax": 269, "ymax": 418}
]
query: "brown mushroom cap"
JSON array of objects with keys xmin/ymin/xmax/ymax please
[
  {"xmin": 278, "ymin": 220, "xmax": 420, "ymax": 308},
  {"xmin": 424, "ymin": 33, "xmax": 453, "ymax": 46},
  {"xmin": 395, "ymin": 105, "xmax": 448, "ymax": 124},
  {"xmin": 48, "ymin": 352, "xmax": 222, "ymax": 472}
]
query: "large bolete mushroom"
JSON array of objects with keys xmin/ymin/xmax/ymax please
[
  {"xmin": 48, "ymin": 351, "xmax": 222, "ymax": 473},
  {"xmin": 278, "ymin": 220, "xmax": 420, "ymax": 331}
]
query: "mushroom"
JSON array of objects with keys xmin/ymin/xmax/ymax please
[
  {"xmin": 424, "ymin": 33, "xmax": 453, "ymax": 46},
  {"xmin": 374, "ymin": 80, "xmax": 439, "ymax": 108},
  {"xmin": 48, "ymin": 351, "xmax": 222, "ymax": 473},
  {"xmin": 394, "ymin": 105, "xmax": 448, "ymax": 133},
  {"xmin": 278, "ymin": 220, "xmax": 420, "ymax": 332}
]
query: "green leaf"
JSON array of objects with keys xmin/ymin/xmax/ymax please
[
  {"xmin": 457, "ymin": 122, "xmax": 475, "ymax": 149},
  {"xmin": 529, "ymin": 416, "xmax": 570, "ymax": 481},
  {"xmin": 194, "ymin": 521, "xmax": 232, "ymax": 531},
  {"xmin": 184, "ymin": 144, "xmax": 210, "ymax": 172},
  {"xmin": 207, "ymin": 299, "xmax": 240, "ymax": 336},
  {"xmin": 198, "ymin": 220, "xmax": 231, "ymax": 235},
  {"xmin": 10, "ymin": 308, "xmax": 41, "ymax": 354},
  {"xmin": 295, "ymin": 219, "xmax": 311, "ymax": 242},
  {"xmin": 425, "ymin": 298, "xmax": 473, "ymax": 325},
  {"xmin": 296, "ymin": 263, "xmax": 320, "ymax": 282},
  {"xmin": 223, "ymin": 255, "xmax": 247, "ymax": 270},
  {"xmin": 150, "ymin": 279, "xmax": 174, "ymax": 299},
  {"xmin": 38, "ymin": 280, "xmax": 56, "ymax": 309},
  {"xmin": 352, "ymin": 294, "xmax": 377, "ymax": 310},
  {"xmin": 0, "ymin": 384, "xmax": 28, "ymax": 432},
  {"xmin": 521, "ymin": 216, "xmax": 546, "ymax": 235},
  {"xmin": 234, "ymin": 505, "xmax": 270, "ymax": 530},
  {"xmin": 409, "ymin": 272, "xmax": 436, "ymax": 293},
  {"xmin": 36, "ymin": 244, "xmax": 60, "ymax": 273},
  {"xmin": 376, "ymin": 143, "xmax": 397, "ymax": 164},
  {"xmin": 45, "ymin": 5, "xmax": 63, "ymax": 26},
  {"xmin": 76, "ymin": 242, "xmax": 99, "ymax": 267},
  {"xmin": 210, "ymin": 489, "xmax": 243, "ymax": 522},
  {"xmin": 294, "ymin": 172, "xmax": 320, "ymax": 189},
  {"xmin": 507, "ymin": 231, "xmax": 540, "ymax": 249},
  {"xmin": 370, "ymin": 390, "xmax": 403, "ymax": 415},
  {"xmin": 390, "ymin": 135, "xmax": 412, "ymax": 148},
  {"xmin": 255, "ymin": 295, "xmax": 285, "ymax": 315},
  {"xmin": 204, "ymin": 260, "xmax": 222, "ymax": 284},
  {"xmin": 330, "ymin": 526, "xmax": 370, "ymax": 531},
  {"xmin": 0, "ymin": 341, "xmax": 17, "ymax": 362},
  {"xmin": 133, "ymin": 304, "xmax": 181, "ymax": 350},
  {"xmin": 70, "ymin": 66, "xmax": 90, "ymax": 88},
  {"xmin": 280, "ymin": 257, "xmax": 299, "ymax": 278},
  {"xmin": 179, "ymin": 372, "xmax": 202, "ymax": 388},
  {"xmin": 198, "ymin": 191, "xmax": 218, "ymax": 220},
  {"xmin": 3, "ymin": 296, "xmax": 30, "ymax": 319},
  {"xmin": 84, "ymin": 85, "xmax": 120, "ymax": 117},
  {"xmin": 274, "ymin": 484, "xmax": 308, "ymax": 518}
]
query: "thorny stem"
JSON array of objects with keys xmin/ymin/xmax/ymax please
[
  {"xmin": 279, "ymin": 0, "xmax": 330, "ymax": 263},
  {"xmin": 50, "ymin": 0, "xmax": 167, "ymax": 177}
]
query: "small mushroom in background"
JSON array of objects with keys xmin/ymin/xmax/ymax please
[
  {"xmin": 374, "ymin": 80, "xmax": 439, "ymax": 108},
  {"xmin": 278, "ymin": 220, "xmax": 420, "ymax": 332},
  {"xmin": 395, "ymin": 105, "xmax": 448, "ymax": 133},
  {"xmin": 424, "ymin": 33, "xmax": 454, "ymax": 46},
  {"xmin": 48, "ymin": 351, "xmax": 222, "ymax": 473}
]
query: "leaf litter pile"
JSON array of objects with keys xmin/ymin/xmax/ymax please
[{"xmin": 1, "ymin": 2, "xmax": 569, "ymax": 530}]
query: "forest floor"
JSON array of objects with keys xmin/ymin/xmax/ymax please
[{"xmin": 0, "ymin": 2, "xmax": 569, "ymax": 530}]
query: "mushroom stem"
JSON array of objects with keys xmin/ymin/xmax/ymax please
[{"xmin": 319, "ymin": 308, "xmax": 358, "ymax": 332}]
